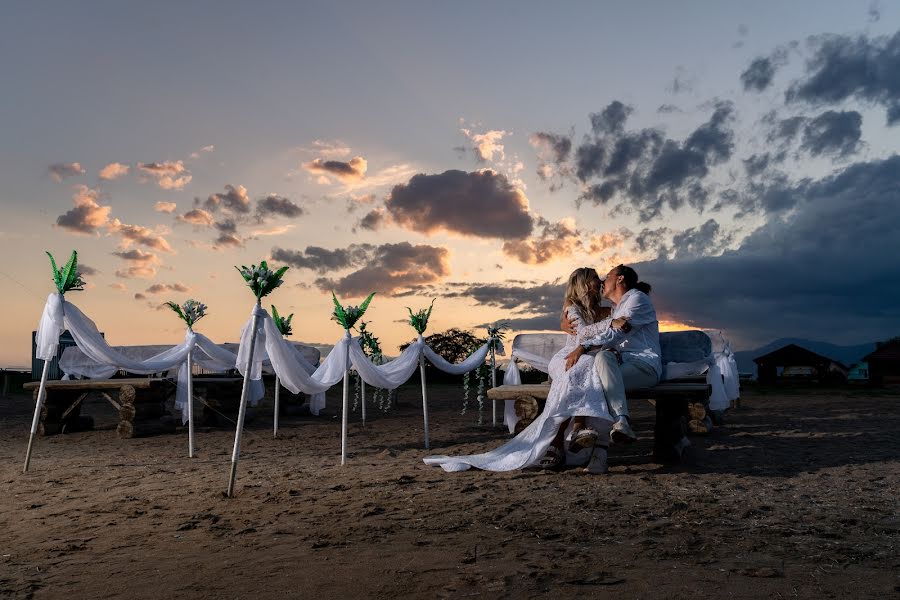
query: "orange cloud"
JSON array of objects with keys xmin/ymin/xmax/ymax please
[
  {"xmin": 304, "ymin": 156, "xmax": 367, "ymax": 183},
  {"xmin": 502, "ymin": 217, "xmax": 581, "ymax": 264},
  {"xmin": 137, "ymin": 160, "xmax": 192, "ymax": 190},
  {"xmin": 55, "ymin": 185, "xmax": 111, "ymax": 234},
  {"xmin": 98, "ymin": 162, "xmax": 130, "ymax": 180},
  {"xmin": 154, "ymin": 201, "xmax": 177, "ymax": 213},
  {"xmin": 108, "ymin": 218, "xmax": 174, "ymax": 253}
]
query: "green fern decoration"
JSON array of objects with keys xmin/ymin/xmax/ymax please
[
  {"xmin": 46, "ymin": 250, "xmax": 85, "ymax": 294},
  {"xmin": 406, "ymin": 299, "xmax": 435, "ymax": 335},
  {"xmin": 271, "ymin": 305, "xmax": 294, "ymax": 337},
  {"xmin": 331, "ymin": 291, "xmax": 375, "ymax": 330}
]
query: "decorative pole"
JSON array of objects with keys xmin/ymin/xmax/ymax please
[
  {"xmin": 165, "ymin": 299, "xmax": 207, "ymax": 459},
  {"xmin": 331, "ymin": 292, "xmax": 375, "ymax": 465},
  {"xmin": 419, "ymin": 339, "xmax": 430, "ymax": 449},
  {"xmin": 23, "ymin": 360, "xmax": 51, "ymax": 473},
  {"xmin": 273, "ymin": 376, "xmax": 281, "ymax": 438},
  {"xmin": 490, "ymin": 340, "xmax": 497, "ymax": 427},
  {"xmin": 25, "ymin": 250, "xmax": 85, "ymax": 473},
  {"xmin": 270, "ymin": 304, "xmax": 293, "ymax": 440},
  {"xmin": 227, "ymin": 301, "xmax": 261, "ymax": 498},
  {"xmin": 360, "ymin": 379, "xmax": 367, "ymax": 426},
  {"xmin": 340, "ymin": 331, "xmax": 351, "ymax": 465},
  {"xmin": 186, "ymin": 349, "xmax": 195, "ymax": 457},
  {"xmin": 227, "ymin": 261, "xmax": 288, "ymax": 497}
]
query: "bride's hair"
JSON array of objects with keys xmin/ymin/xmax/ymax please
[{"xmin": 563, "ymin": 267, "xmax": 603, "ymax": 324}]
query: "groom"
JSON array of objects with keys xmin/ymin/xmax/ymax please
[{"xmin": 562, "ymin": 264, "xmax": 662, "ymax": 444}]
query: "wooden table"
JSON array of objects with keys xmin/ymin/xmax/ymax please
[{"xmin": 23, "ymin": 378, "xmax": 175, "ymax": 438}]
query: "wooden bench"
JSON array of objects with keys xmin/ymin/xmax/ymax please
[
  {"xmin": 487, "ymin": 378, "xmax": 712, "ymax": 463},
  {"xmin": 24, "ymin": 378, "xmax": 176, "ymax": 438}
]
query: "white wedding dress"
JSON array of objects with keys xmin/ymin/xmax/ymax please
[{"xmin": 424, "ymin": 305, "xmax": 614, "ymax": 472}]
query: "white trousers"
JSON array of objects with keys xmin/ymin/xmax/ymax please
[{"xmin": 594, "ymin": 351, "xmax": 659, "ymax": 419}]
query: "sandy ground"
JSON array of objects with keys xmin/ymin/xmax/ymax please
[{"xmin": 0, "ymin": 383, "xmax": 898, "ymax": 599}]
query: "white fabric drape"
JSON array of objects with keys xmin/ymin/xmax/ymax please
[
  {"xmin": 233, "ymin": 309, "xmax": 497, "ymax": 415},
  {"xmin": 37, "ymin": 293, "xmax": 265, "ymax": 425}
]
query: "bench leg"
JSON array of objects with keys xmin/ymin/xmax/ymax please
[{"xmin": 654, "ymin": 398, "xmax": 688, "ymax": 463}]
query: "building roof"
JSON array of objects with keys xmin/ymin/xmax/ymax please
[
  {"xmin": 753, "ymin": 343, "xmax": 847, "ymax": 368},
  {"xmin": 863, "ymin": 341, "xmax": 900, "ymax": 362}
]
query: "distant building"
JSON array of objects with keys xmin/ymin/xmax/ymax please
[
  {"xmin": 753, "ymin": 343, "xmax": 848, "ymax": 384},
  {"xmin": 847, "ymin": 362, "xmax": 869, "ymax": 384},
  {"xmin": 862, "ymin": 341, "xmax": 900, "ymax": 387}
]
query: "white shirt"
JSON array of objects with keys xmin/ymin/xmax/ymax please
[{"xmin": 576, "ymin": 288, "xmax": 662, "ymax": 377}]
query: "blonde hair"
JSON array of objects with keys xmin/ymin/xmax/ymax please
[{"xmin": 562, "ymin": 267, "xmax": 603, "ymax": 324}]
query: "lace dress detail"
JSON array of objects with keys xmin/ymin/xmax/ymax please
[{"xmin": 424, "ymin": 304, "xmax": 613, "ymax": 472}]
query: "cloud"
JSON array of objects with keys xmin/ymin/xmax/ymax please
[
  {"xmin": 177, "ymin": 208, "xmax": 214, "ymax": 226},
  {"xmin": 108, "ymin": 219, "xmax": 174, "ymax": 253},
  {"xmin": 576, "ymin": 100, "xmax": 736, "ymax": 221},
  {"xmin": 460, "ymin": 128, "xmax": 509, "ymax": 162},
  {"xmin": 740, "ymin": 47, "xmax": 790, "ymax": 92},
  {"xmin": 313, "ymin": 242, "xmax": 451, "ymax": 297},
  {"xmin": 302, "ymin": 139, "xmax": 351, "ymax": 159},
  {"xmin": 154, "ymin": 201, "xmax": 177, "ymax": 213},
  {"xmin": 77, "ymin": 264, "xmax": 99, "ymax": 276},
  {"xmin": 109, "ymin": 282, "xmax": 128, "ymax": 292},
  {"xmin": 634, "ymin": 154, "xmax": 900, "ymax": 347},
  {"xmin": 529, "ymin": 131, "xmax": 573, "ymax": 189},
  {"xmin": 587, "ymin": 228, "xmax": 633, "ymax": 254},
  {"xmin": 145, "ymin": 283, "xmax": 190, "ymax": 294},
  {"xmin": 888, "ymin": 103, "xmax": 900, "ymax": 126},
  {"xmin": 49, "ymin": 162, "xmax": 85, "ymax": 182},
  {"xmin": 786, "ymin": 31, "xmax": 900, "ymax": 121},
  {"xmin": 249, "ymin": 224, "xmax": 295, "ymax": 237},
  {"xmin": 255, "ymin": 194, "xmax": 304, "ymax": 219},
  {"xmin": 357, "ymin": 207, "xmax": 387, "ymax": 231},
  {"xmin": 800, "ymin": 110, "xmax": 863, "ymax": 157},
  {"xmin": 303, "ymin": 156, "xmax": 367, "ymax": 183},
  {"xmin": 112, "ymin": 248, "xmax": 160, "ymax": 263},
  {"xmin": 385, "ymin": 169, "xmax": 533, "ymax": 239},
  {"xmin": 202, "ymin": 184, "xmax": 251, "ymax": 214},
  {"xmin": 98, "ymin": 162, "xmax": 130, "ymax": 181},
  {"xmin": 137, "ymin": 160, "xmax": 192, "ymax": 190},
  {"xmin": 502, "ymin": 217, "xmax": 582, "ymax": 264},
  {"xmin": 213, "ymin": 219, "xmax": 243, "ymax": 248},
  {"xmin": 439, "ymin": 280, "xmax": 567, "ymax": 331},
  {"xmin": 189, "ymin": 145, "xmax": 215, "ymax": 159},
  {"xmin": 271, "ymin": 244, "xmax": 374, "ymax": 273},
  {"xmin": 111, "ymin": 252, "xmax": 159, "ymax": 281},
  {"xmin": 55, "ymin": 185, "xmax": 111, "ymax": 234},
  {"xmin": 134, "ymin": 292, "xmax": 147, "ymax": 301}
]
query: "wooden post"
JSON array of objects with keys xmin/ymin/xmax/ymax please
[
  {"xmin": 340, "ymin": 332, "xmax": 350, "ymax": 465},
  {"xmin": 226, "ymin": 304, "xmax": 262, "ymax": 498},
  {"xmin": 273, "ymin": 375, "xmax": 281, "ymax": 438},
  {"xmin": 23, "ymin": 360, "xmax": 51, "ymax": 472},
  {"xmin": 420, "ymin": 348, "xmax": 430, "ymax": 449}
]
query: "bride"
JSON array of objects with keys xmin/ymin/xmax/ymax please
[{"xmin": 424, "ymin": 267, "xmax": 625, "ymax": 474}]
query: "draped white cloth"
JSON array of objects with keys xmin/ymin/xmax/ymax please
[
  {"xmin": 35, "ymin": 293, "xmax": 265, "ymax": 424},
  {"xmin": 233, "ymin": 307, "xmax": 497, "ymax": 415}
]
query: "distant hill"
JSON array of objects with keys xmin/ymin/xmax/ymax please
[{"xmin": 733, "ymin": 338, "xmax": 876, "ymax": 376}]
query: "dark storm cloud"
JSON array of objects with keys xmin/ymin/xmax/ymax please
[
  {"xmin": 786, "ymin": 31, "xmax": 900, "ymax": 120},
  {"xmin": 575, "ymin": 101, "xmax": 735, "ymax": 221},
  {"xmin": 741, "ymin": 57, "xmax": 778, "ymax": 92},
  {"xmin": 313, "ymin": 242, "xmax": 451, "ymax": 297},
  {"xmin": 271, "ymin": 244, "xmax": 374, "ymax": 274},
  {"xmin": 633, "ymin": 155, "xmax": 900, "ymax": 347},
  {"xmin": 589, "ymin": 101, "xmax": 633, "ymax": 135},
  {"xmin": 888, "ymin": 103, "xmax": 900, "ymax": 126},
  {"xmin": 800, "ymin": 110, "xmax": 863, "ymax": 157},
  {"xmin": 765, "ymin": 114, "xmax": 807, "ymax": 146},
  {"xmin": 384, "ymin": 169, "xmax": 533, "ymax": 239}
]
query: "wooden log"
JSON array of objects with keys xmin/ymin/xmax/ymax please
[
  {"xmin": 513, "ymin": 395, "xmax": 540, "ymax": 433},
  {"xmin": 117, "ymin": 415, "xmax": 177, "ymax": 439},
  {"xmin": 688, "ymin": 402, "xmax": 707, "ymax": 421},
  {"xmin": 118, "ymin": 384, "xmax": 137, "ymax": 407},
  {"xmin": 119, "ymin": 402, "xmax": 167, "ymax": 422},
  {"xmin": 688, "ymin": 418, "xmax": 710, "ymax": 434}
]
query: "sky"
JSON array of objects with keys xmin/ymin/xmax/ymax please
[{"xmin": 1, "ymin": 0, "xmax": 899, "ymax": 367}]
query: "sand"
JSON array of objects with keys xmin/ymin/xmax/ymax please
[{"xmin": 0, "ymin": 383, "xmax": 897, "ymax": 599}]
